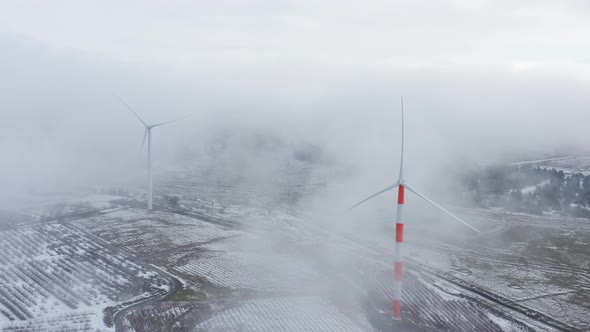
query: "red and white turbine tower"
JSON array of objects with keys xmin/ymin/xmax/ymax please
[{"xmin": 347, "ymin": 97, "xmax": 481, "ymax": 321}]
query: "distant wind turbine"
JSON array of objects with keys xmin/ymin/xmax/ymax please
[
  {"xmin": 116, "ymin": 95, "xmax": 185, "ymax": 210},
  {"xmin": 346, "ymin": 97, "xmax": 480, "ymax": 321}
]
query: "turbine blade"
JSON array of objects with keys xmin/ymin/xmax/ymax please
[
  {"xmin": 399, "ymin": 96, "xmax": 405, "ymax": 180},
  {"xmin": 114, "ymin": 94, "xmax": 147, "ymax": 127},
  {"xmin": 150, "ymin": 116, "xmax": 188, "ymax": 128},
  {"xmin": 404, "ymin": 183, "xmax": 481, "ymax": 233},
  {"xmin": 345, "ymin": 182, "xmax": 399, "ymax": 212}
]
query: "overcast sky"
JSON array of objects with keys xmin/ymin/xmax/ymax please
[
  {"xmin": 2, "ymin": 0, "xmax": 590, "ymax": 70},
  {"xmin": 1, "ymin": 0, "xmax": 589, "ymax": 194}
]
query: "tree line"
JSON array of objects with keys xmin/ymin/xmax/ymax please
[{"xmin": 461, "ymin": 165, "xmax": 590, "ymax": 218}]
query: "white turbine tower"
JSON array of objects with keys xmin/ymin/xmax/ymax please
[
  {"xmin": 116, "ymin": 96, "xmax": 184, "ymax": 210},
  {"xmin": 347, "ymin": 97, "xmax": 480, "ymax": 321}
]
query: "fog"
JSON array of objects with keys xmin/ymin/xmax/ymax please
[
  {"xmin": 1, "ymin": 0, "xmax": 589, "ymax": 238},
  {"xmin": 1, "ymin": 1, "xmax": 590, "ymax": 330}
]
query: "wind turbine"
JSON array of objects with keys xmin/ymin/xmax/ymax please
[
  {"xmin": 116, "ymin": 95, "xmax": 184, "ymax": 210},
  {"xmin": 346, "ymin": 97, "xmax": 480, "ymax": 321}
]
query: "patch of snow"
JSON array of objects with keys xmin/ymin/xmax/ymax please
[
  {"xmin": 487, "ymin": 312, "xmax": 527, "ymax": 332},
  {"xmin": 520, "ymin": 180, "xmax": 549, "ymax": 194},
  {"xmin": 195, "ymin": 296, "xmax": 367, "ymax": 331}
]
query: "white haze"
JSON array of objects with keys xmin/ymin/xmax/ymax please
[
  {"xmin": 0, "ymin": 1, "xmax": 590, "ymax": 228},
  {"xmin": 1, "ymin": 3, "xmax": 589, "ymax": 331},
  {"xmin": 1, "ymin": 1, "xmax": 589, "ymax": 221},
  {"xmin": 0, "ymin": 1, "xmax": 590, "ymax": 262}
]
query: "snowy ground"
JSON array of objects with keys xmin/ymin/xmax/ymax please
[
  {"xmin": 2, "ymin": 151, "xmax": 589, "ymax": 331},
  {"xmin": 195, "ymin": 296, "xmax": 369, "ymax": 332},
  {"xmin": 407, "ymin": 208, "xmax": 590, "ymax": 331},
  {"xmin": 0, "ymin": 222, "xmax": 171, "ymax": 331},
  {"xmin": 65, "ymin": 171, "xmax": 559, "ymax": 331}
]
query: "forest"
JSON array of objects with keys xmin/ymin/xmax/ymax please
[{"xmin": 461, "ymin": 165, "xmax": 590, "ymax": 218}]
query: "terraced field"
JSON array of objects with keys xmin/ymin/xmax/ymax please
[
  {"xmin": 366, "ymin": 270, "xmax": 522, "ymax": 332},
  {"xmin": 176, "ymin": 250, "xmax": 321, "ymax": 291},
  {"xmin": 0, "ymin": 222, "xmax": 171, "ymax": 331},
  {"xmin": 76, "ymin": 209, "xmax": 241, "ymax": 257},
  {"xmin": 6, "ymin": 153, "xmax": 586, "ymax": 331},
  {"xmin": 69, "ymin": 195, "xmax": 546, "ymax": 331},
  {"xmin": 121, "ymin": 303, "xmax": 208, "ymax": 332},
  {"xmin": 396, "ymin": 209, "xmax": 590, "ymax": 331},
  {"xmin": 195, "ymin": 296, "xmax": 371, "ymax": 331}
]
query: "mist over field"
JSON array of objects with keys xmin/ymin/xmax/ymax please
[
  {"xmin": 2, "ymin": 1, "xmax": 590, "ymax": 198},
  {"xmin": 1, "ymin": 1, "xmax": 589, "ymax": 331}
]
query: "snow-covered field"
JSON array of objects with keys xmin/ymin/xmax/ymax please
[
  {"xmin": 2, "ymin": 151, "xmax": 589, "ymax": 331},
  {"xmin": 66, "ymin": 178, "xmax": 555, "ymax": 331},
  {"xmin": 404, "ymin": 208, "xmax": 590, "ymax": 331},
  {"xmin": 195, "ymin": 296, "xmax": 370, "ymax": 332},
  {"xmin": 76, "ymin": 209, "xmax": 241, "ymax": 256},
  {"xmin": 0, "ymin": 222, "xmax": 171, "ymax": 331}
]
